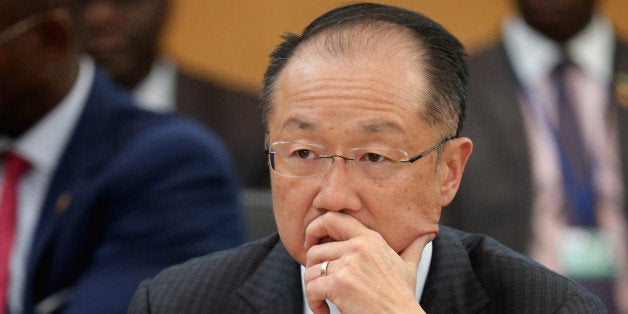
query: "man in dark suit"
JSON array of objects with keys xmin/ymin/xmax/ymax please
[
  {"xmin": 442, "ymin": 0, "xmax": 628, "ymax": 311},
  {"xmin": 79, "ymin": 0, "xmax": 268, "ymax": 188},
  {"xmin": 129, "ymin": 3, "xmax": 606, "ymax": 313},
  {"xmin": 0, "ymin": 0, "xmax": 246, "ymax": 313}
]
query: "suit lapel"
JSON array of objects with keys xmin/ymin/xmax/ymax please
[
  {"xmin": 478, "ymin": 44, "xmax": 534, "ymax": 250},
  {"xmin": 453, "ymin": 43, "xmax": 533, "ymax": 253},
  {"xmin": 420, "ymin": 227, "xmax": 489, "ymax": 312},
  {"xmin": 494, "ymin": 43, "xmax": 536, "ymax": 252},
  {"xmin": 472, "ymin": 43, "xmax": 530, "ymax": 161},
  {"xmin": 613, "ymin": 39, "xmax": 628, "ymax": 222},
  {"xmin": 237, "ymin": 240, "xmax": 303, "ymax": 313},
  {"xmin": 25, "ymin": 70, "xmax": 122, "ymax": 301},
  {"xmin": 237, "ymin": 232, "xmax": 490, "ymax": 313}
]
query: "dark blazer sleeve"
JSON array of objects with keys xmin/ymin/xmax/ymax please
[{"xmin": 58, "ymin": 117, "xmax": 247, "ymax": 313}]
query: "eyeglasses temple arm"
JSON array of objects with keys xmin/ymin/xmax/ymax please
[{"xmin": 405, "ymin": 135, "xmax": 455, "ymax": 163}]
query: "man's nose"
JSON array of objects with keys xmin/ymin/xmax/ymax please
[{"xmin": 311, "ymin": 159, "xmax": 361, "ymax": 213}]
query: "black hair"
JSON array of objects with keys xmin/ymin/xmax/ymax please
[{"xmin": 260, "ymin": 2, "xmax": 468, "ymax": 137}]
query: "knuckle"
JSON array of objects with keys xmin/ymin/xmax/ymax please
[
  {"xmin": 349, "ymin": 238, "xmax": 368, "ymax": 253},
  {"xmin": 368, "ymin": 229, "xmax": 386, "ymax": 243},
  {"xmin": 305, "ymin": 280, "xmax": 320, "ymax": 298},
  {"xmin": 343, "ymin": 255, "xmax": 358, "ymax": 270},
  {"xmin": 306, "ymin": 248, "xmax": 317, "ymax": 263},
  {"xmin": 331, "ymin": 269, "xmax": 355, "ymax": 291}
]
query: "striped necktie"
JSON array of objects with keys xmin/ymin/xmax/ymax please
[{"xmin": 552, "ymin": 56, "xmax": 596, "ymax": 227}]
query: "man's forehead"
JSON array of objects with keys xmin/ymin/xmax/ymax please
[
  {"xmin": 280, "ymin": 23, "xmax": 426, "ymax": 101},
  {"xmin": 280, "ymin": 116, "xmax": 405, "ymax": 134},
  {"xmin": 267, "ymin": 21, "xmax": 430, "ymax": 134}
]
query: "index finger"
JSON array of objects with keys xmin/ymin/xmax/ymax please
[{"xmin": 303, "ymin": 212, "xmax": 368, "ymax": 251}]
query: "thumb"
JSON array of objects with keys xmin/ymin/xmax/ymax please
[{"xmin": 399, "ymin": 233, "xmax": 436, "ymax": 266}]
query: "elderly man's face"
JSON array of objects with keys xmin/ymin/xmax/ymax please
[{"xmin": 267, "ymin": 38, "xmax": 463, "ymax": 265}]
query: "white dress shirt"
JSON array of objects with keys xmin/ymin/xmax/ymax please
[
  {"xmin": 301, "ymin": 241, "xmax": 432, "ymax": 313},
  {"xmin": 0, "ymin": 56, "xmax": 94, "ymax": 313}
]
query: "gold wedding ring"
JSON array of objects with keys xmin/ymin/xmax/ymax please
[{"xmin": 321, "ymin": 260, "xmax": 329, "ymax": 277}]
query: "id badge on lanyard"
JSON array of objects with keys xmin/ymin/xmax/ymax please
[{"xmin": 560, "ymin": 227, "xmax": 616, "ymax": 279}]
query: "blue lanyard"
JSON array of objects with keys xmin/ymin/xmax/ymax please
[{"xmin": 516, "ymin": 77, "xmax": 597, "ymax": 227}]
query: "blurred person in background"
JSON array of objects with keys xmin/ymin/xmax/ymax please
[
  {"xmin": 0, "ymin": 0, "xmax": 246, "ymax": 312},
  {"xmin": 443, "ymin": 0, "xmax": 628, "ymax": 311},
  {"xmin": 79, "ymin": 0, "xmax": 268, "ymax": 188}
]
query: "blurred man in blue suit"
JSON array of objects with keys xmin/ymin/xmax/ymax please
[
  {"xmin": 0, "ymin": 0, "xmax": 246, "ymax": 313},
  {"xmin": 79, "ymin": 0, "xmax": 268, "ymax": 189}
]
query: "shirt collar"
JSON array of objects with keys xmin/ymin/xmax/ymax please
[
  {"xmin": 300, "ymin": 241, "xmax": 432, "ymax": 313},
  {"xmin": 503, "ymin": 13, "xmax": 614, "ymax": 86},
  {"xmin": 1, "ymin": 55, "xmax": 94, "ymax": 175},
  {"xmin": 133, "ymin": 56, "xmax": 177, "ymax": 112}
]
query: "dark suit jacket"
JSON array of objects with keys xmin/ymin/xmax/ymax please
[
  {"xmin": 175, "ymin": 71, "xmax": 269, "ymax": 188},
  {"xmin": 442, "ymin": 39, "xmax": 628, "ymax": 254},
  {"xmin": 22, "ymin": 69, "xmax": 247, "ymax": 314},
  {"xmin": 128, "ymin": 226, "xmax": 606, "ymax": 313}
]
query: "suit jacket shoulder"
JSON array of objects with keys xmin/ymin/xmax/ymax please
[
  {"xmin": 422, "ymin": 226, "xmax": 607, "ymax": 313},
  {"xmin": 129, "ymin": 234, "xmax": 303, "ymax": 314},
  {"xmin": 26, "ymin": 69, "xmax": 247, "ymax": 314}
]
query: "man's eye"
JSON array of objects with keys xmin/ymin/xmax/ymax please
[
  {"xmin": 295, "ymin": 149, "xmax": 317, "ymax": 159},
  {"xmin": 362, "ymin": 153, "xmax": 387, "ymax": 163}
]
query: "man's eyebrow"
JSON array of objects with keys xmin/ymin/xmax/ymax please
[
  {"xmin": 282, "ymin": 117, "xmax": 315, "ymax": 131},
  {"xmin": 359, "ymin": 121, "xmax": 403, "ymax": 134},
  {"xmin": 280, "ymin": 118, "xmax": 402, "ymax": 134}
]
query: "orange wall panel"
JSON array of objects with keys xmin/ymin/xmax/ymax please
[{"xmin": 161, "ymin": 1, "xmax": 627, "ymax": 92}]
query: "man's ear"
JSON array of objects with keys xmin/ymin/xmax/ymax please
[{"xmin": 438, "ymin": 137, "xmax": 473, "ymax": 206}]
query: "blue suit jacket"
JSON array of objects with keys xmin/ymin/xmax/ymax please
[{"xmin": 21, "ymin": 70, "xmax": 247, "ymax": 313}]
